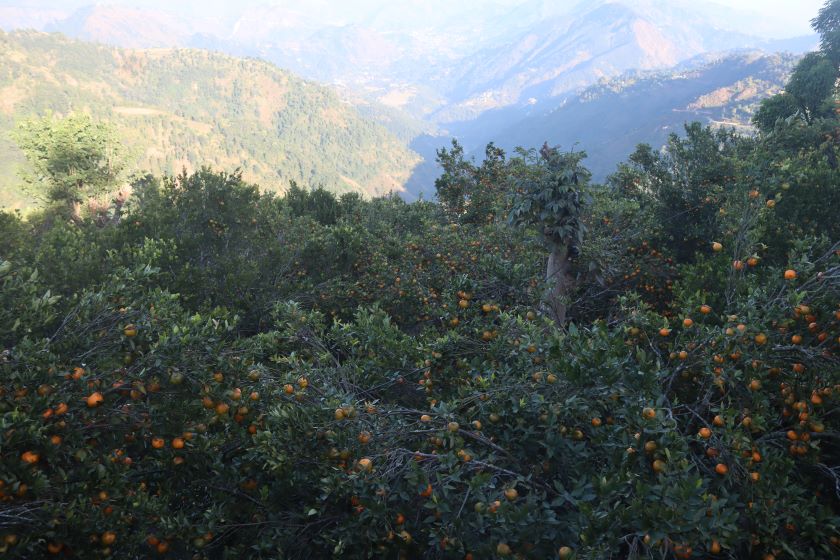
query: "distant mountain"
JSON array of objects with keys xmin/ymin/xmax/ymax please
[
  {"xmin": 431, "ymin": 1, "xmax": 808, "ymax": 122},
  {"xmin": 0, "ymin": 6, "xmax": 69, "ymax": 30},
  {"xmin": 0, "ymin": 31, "xmax": 421, "ymax": 209},
  {"xmin": 1, "ymin": 1, "xmax": 815, "ymax": 120},
  {"xmin": 0, "ymin": 2, "xmax": 820, "ymax": 204},
  {"xmin": 44, "ymin": 5, "xmax": 190, "ymax": 47},
  {"xmin": 477, "ymin": 52, "xmax": 799, "ymax": 180}
]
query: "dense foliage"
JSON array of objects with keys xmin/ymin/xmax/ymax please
[{"xmin": 0, "ymin": 8, "xmax": 839, "ymax": 560}]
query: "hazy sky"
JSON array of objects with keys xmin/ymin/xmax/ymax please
[
  {"xmin": 0, "ymin": 0, "xmax": 827, "ymax": 37},
  {"xmin": 717, "ymin": 0, "xmax": 824, "ymax": 34}
]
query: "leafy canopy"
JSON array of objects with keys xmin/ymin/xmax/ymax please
[
  {"xmin": 12, "ymin": 113, "xmax": 124, "ymax": 207},
  {"xmin": 509, "ymin": 144, "xmax": 590, "ymax": 250}
]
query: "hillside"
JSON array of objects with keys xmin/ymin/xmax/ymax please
[
  {"xmin": 438, "ymin": 52, "xmax": 799, "ymax": 181},
  {"xmin": 0, "ymin": 30, "xmax": 422, "ymax": 209}
]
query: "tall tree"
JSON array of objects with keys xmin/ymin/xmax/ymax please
[
  {"xmin": 12, "ymin": 113, "xmax": 123, "ymax": 213},
  {"xmin": 813, "ymin": 0, "xmax": 840, "ymax": 64},
  {"xmin": 755, "ymin": 1, "xmax": 840, "ymax": 132},
  {"xmin": 435, "ymin": 140, "xmax": 508, "ymax": 224},
  {"xmin": 509, "ymin": 144, "xmax": 589, "ymax": 325},
  {"xmin": 784, "ymin": 52, "xmax": 837, "ymax": 124}
]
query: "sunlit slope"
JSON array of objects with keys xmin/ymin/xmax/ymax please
[{"xmin": 0, "ymin": 30, "xmax": 421, "ymax": 209}]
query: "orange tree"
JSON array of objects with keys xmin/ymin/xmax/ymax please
[
  {"xmin": 1, "ymin": 101, "xmax": 839, "ymax": 560},
  {"xmin": 1, "ymin": 170, "xmax": 838, "ymax": 559}
]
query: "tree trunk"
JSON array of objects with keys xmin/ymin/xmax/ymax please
[{"xmin": 544, "ymin": 244, "xmax": 573, "ymax": 325}]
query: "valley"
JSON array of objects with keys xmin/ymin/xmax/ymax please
[{"xmin": 0, "ymin": 0, "xmax": 819, "ymax": 205}]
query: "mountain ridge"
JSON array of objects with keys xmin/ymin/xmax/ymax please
[{"xmin": 486, "ymin": 51, "xmax": 798, "ymax": 179}]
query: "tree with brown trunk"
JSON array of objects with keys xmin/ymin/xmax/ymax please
[{"xmin": 509, "ymin": 144, "xmax": 589, "ymax": 325}]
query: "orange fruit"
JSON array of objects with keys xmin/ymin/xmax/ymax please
[
  {"xmin": 357, "ymin": 458, "xmax": 373, "ymax": 472},
  {"xmin": 171, "ymin": 438, "xmax": 185, "ymax": 449},
  {"xmin": 101, "ymin": 531, "xmax": 116, "ymax": 545},
  {"xmin": 715, "ymin": 463, "xmax": 729, "ymax": 475},
  {"xmin": 712, "ymin": 242, "xmax": 723, "ymax": 252},
  {"xmin": 713, "ymin": 415, "xmax": 724, "ymax": 427},
  {"xmin": 784, "ymin": 269, "xmax": 796, "ymax": 280},
  {"xmin": 683, "ymin": 318, "xmax": 693, "ymax": 328},
  {"xmin": 652, "ymin": 459, "xmax": 666, "ymax": 473},
  {"xmin": 504, "ymin": 488, "xmax": 518, "ymax": 501},
  {"xmin": 698, "ymin": 427, "xmax": 712, "ymax": 439},
  {"xmin": 20, "ymin": 451, "xmax": 39, "ymax": 464},
  {"xmin": 700, "ymin": 304, "xmax": 712, "ymax": 314},
  {"xmin": 151, "ymin": 437, "xmax": 165, "ymax": 449},
  {"xmin": 642, "ymin": 407, "xmax": 656, "ymax": 419},
  {"xmin": 86, "ymin": 392, "xmax": 104, "ymax": 408},
  {"xmin": 674, "ymin": 544, "xmax": 693, "ymax": 559}
]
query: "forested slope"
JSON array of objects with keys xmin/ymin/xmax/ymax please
[{"xmin": 0, "ymin": 30, "xmax": 421, "ymax": 208}]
